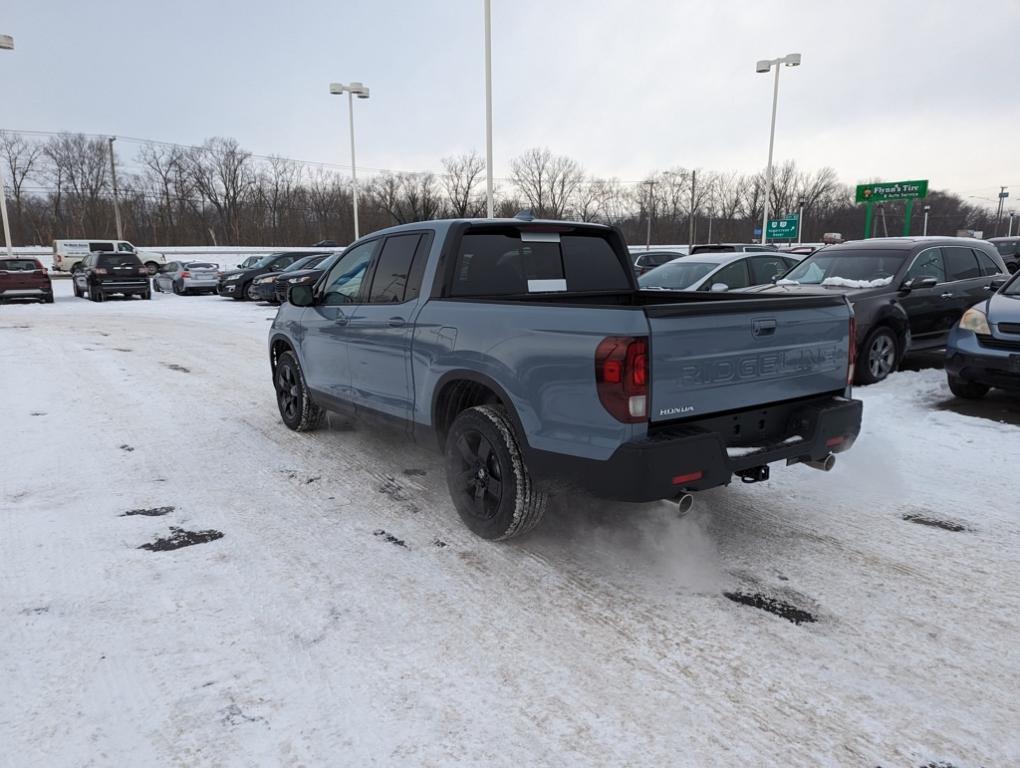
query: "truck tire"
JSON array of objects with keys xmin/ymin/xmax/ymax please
[
  {"xmin": 444, "ymin": 405, "xmax": 547, "ymax": 540},
  {"xmin": 73, "ymin": 280, "xmax": 82, "ymax": 298},
  {"xmin": 145, "ymin": 261, "xmax": 159, "ymax": 275},
  {"xmin": 91, "ymin": 284, "xmax": 104, "ymax": 302},
  {"xmin": 856, "ymin": 326, "xmax": 899, "ymax": 385},
  {"xmin": 274, "ymin": 350, "xmax": 324, "ymax": 431},
  {"xmin": 173, "ymin": 280, "xmax": 185, "ymax": 295},
  {"xmin": 947, "ymin": 374, "xmax": 989, "ymax": 399}
]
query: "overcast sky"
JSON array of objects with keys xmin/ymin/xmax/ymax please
[{"xmin": 4, "ymin": 0, "xmax": 1019, "ymax": 206}]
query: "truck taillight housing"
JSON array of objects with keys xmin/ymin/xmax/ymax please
[
  {"xmin": 595, "ymin": 336, "xmax": 649, "ymax": 423},
  {"xmin": 847, "ymin": 315, "xmax": 857, "ymax": 386},
  {"xmin": 180, "ymin": 271, "xmax": 191, "ymax": 278}
]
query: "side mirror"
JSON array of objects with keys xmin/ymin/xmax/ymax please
[
  {"xmin": 710, "ymin": 282, "xmax": 729, "ymax": 293},
  {"xmin": 989, "ymin": 277, "xmax": 1008, "ymax": 292},
  {"xmin": 770, "ymin": 275, "xmax": 779, "ymax": 283},
  {"xmin": 901, "ymin": 276, "xmax": 937, "ymax": 292},
  {"xmin": 289, "ymin": 284, "xmax": 314, "ymax": 307}
]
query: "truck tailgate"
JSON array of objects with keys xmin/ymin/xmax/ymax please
[{"xmin": 645, "ymin": 296, "xmax": 851, "ymax": 422}]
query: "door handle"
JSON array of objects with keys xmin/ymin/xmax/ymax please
[
  {"xmin": 940, "ymin": 292, "xmax": 953, "ymax": 299},
  {"xmin": 388, "ymin": 317, "xmax": 406, "ymax": 327}
]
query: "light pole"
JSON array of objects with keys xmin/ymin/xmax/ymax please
[
  {"xmin": 329, "ymin": 81, "xmax": 370, "ymax": 241},
  {"xmin": 108, "ymin": 137, "xmax": 124, "ymax": 240},
  {"xmin": 796, "ymin": 198, "xmax": 806, "ymax": 245},
  {"xmin": 1008, "ymin": 212, "xmax": 1016, "ymax": 237},
  {"xmin": 995, "ymin": 186, "xmax": 1008, "ymax": 236},
  {"xmin": 0, "ymin": 34, "xmax": 14, "ymax": 257},
  {"xmin": 483, "ymin": 0, "xmax": 494, "ymax": 218},
  {"xmin": 644, "ymin": 180, "xmax": 655, "ymax": 250},
  {"xmin": 922, "ymin": 204, "xmax": 931, "ymax": 236},
  {"xmin": 755, "ymin": 52, "xmax": 801, "ymax": 246}
]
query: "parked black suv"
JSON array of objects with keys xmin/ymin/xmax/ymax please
[
  {"xmin": 218, "ymin": 251, "xmax": 319, "ymax": 301},
  {"xmin": 987, "ymin": 237, "xmax": 1020, "ymax": 273},
  {"xmin": 749, "ymin": 237, "xmax": 1009, "ymax": 384},
  {"xmin": 272, "ymin": 252, "xmax": 342, "ymax": 303},
  {"xmin": 72, "ymin": 251, "xmax": 151, "ymax": 301}
]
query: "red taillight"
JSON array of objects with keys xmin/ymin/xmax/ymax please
[
  {"xmin": 95, "ymin": 267, "xmax": 109, "ymax": 275},
  {"xmin": 826, "ymin": 436, "xmax": 846, "ymax": 448},
  {"xmin": 672, "ymin": 471, "xmax": 703, "ymax": 485},
  {"xmin": 595, "ymin": 336, "xmax": 649, "ymax": 423},
  {"xmin": 847, "ymin": 314, "xmax": 857, "ymax": 386},
  {"xmin": 180, "ymin": 270, "xmax": 191, "ymax": 278}
]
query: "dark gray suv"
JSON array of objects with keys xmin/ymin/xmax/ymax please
[{"xmin": 749, "ymin": 237, "xmax": 1009, "ymax": 383}]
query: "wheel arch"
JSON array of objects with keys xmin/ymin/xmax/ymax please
[{"xmin": 431, "ymin": 370, "xmax": 529, "ymax": 453}]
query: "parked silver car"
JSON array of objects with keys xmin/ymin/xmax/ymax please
[
  {"xmin": 638, "ymin": 251, "xmax": 801, "ymax": 292},
  {"xmin": 153, "ymin": 261, "xmax": 222, "ymax": 295}
]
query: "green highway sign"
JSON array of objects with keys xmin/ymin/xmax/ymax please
[
  {"xmin": 855, "ymin": 179, "xmax": 928, "ymax": 204},
  {"xmin": 766, "ymin": 215, "xmax": 799, "ymax": 240}
]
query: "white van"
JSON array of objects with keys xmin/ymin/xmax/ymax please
[{"xmin": 52, "ymin": 239, "xmax": 166, "ymax": 274}]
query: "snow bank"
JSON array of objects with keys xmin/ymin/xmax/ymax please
[{"xmin": 820, "ymin": 276, "xmax": 894, "ymax": 289}]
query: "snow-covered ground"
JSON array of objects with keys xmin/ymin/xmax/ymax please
[{"xmin": 2, "ymin": 282, "xmax": 1019, "ymax": 767}]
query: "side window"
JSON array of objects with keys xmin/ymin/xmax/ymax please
[
  {"xmin": 117, "ymin": 242, "xmax": 134, "ymax": 252},
  {"xmin": 321, "ymin": 241, "xmax": 379, "ymax": 306},
  {"xmin": 905, "ymin": 247, "xmax": 946, "ymax": 283},
  {"xmin": 89, "ymin": 242, "xmax": 113, "ymax": 252},
  {"xmin": 367, "ymin": 234, "xmax": 421, "ymax": 304},
  {"xmin": 749, "ymin": 256, "xmax": 790, "ymax": 284},
  {"xmin": 974, "ymin": 249, "xmax": 1003, "ymax": 277},
  {"xmin": 404, "ymin": 233, "xmax": 433, "ymax": 302},
  {"xmin": 709, "ymin": 260, "xmax": 750, "ymax": 290},
  {"xmin": 274, "ymin": 256, "xmax": 295, "ymax": 270},
  {"xmin": 944, "ymin": 246, "xmax": 981, "ymax": 281}
]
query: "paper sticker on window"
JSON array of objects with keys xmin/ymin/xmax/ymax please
[{"xmin": 527, "ymin": 278, "xmax": 567, "ymax": 292}]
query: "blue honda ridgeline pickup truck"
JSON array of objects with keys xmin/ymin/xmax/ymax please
[{"xmin": 269, "ymin": 217, "xmax": 862, "ymax": 540}]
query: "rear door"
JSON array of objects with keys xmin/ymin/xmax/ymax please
[
  {"xmin": 646, "ymin": 297, "xmax": 851, "ymax": 421},
  {"xmin": 346, "ymin": 232, "xmax": 432, "ymax": 420},
  {"xmin": 700, "ymin": 258, "xmax": 750, "ymax": 291},
  {"xmin": 299, "ymin": 240, "xmax": 380, "ymax": 403},
  {"xmin": 942, "ymin": 246, "xmax": 987, "ymax": 333}
]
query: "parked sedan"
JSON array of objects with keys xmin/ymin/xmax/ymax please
[
  {"xmin": 0, "ymin": 257, "xmax": 53, "ymax": 304},
  {"xmin": 749, "ymin": 237, "xmax": 1009, "ymax": 384},
  {"xmin": 251, "ymin": 253, "xmax": 334, "ymax": 303},
  {"xmin": 638, "ymin": 251, "xmax": 799, "ymax": 292},
  {"xmin": 153, "ymin": 261, "xmax": 221, "ymax": 295},
  {"xmin": 945, "ymin": 271, "xmax": 1020, "ymax": 397}
]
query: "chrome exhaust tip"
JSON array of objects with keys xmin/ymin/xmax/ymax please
[
  {"xmin": 676, "ymin": 493, "xmax": 694, "ymax": 516},
  {"xmin": 804, "ymin": 454, "xmax": 836, "ymax": 472}
]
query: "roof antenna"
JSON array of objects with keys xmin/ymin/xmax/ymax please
[{"xmin": 515, "ymin": 209, "xmax": 535, "ymax": 222}]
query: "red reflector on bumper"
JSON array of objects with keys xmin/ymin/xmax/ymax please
[
  {"xmin": 672, "ymin": 471, "xmax": 703, "ymax": 485},
  {"xmin": 825, "ymin": 436, "xmax": 845, "ymax": 448}
]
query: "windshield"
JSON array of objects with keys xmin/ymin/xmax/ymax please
[
  {"xmin": 639, "ymin": 261, "xmax": 716, "ymax": 290},
  {"xmin": 254, "ymin": 253, "xmax": 285, "ymax": 268},
  {"xmin": 284, "ymin": 254, "xmax": 326, "ymax": 272},
  {"xmin": 239, "ymin": 256, "xmax": 260, "ymax": 268},
  {"xmin": 1002, "ymin": 272, "xmax": 1020, "ymax": 296},
  {"xmin": 780, "ymin": 249, "xmax": 906, "ymax": 288},
  {"xmin": 995, "ymin": 242, "xmax": 1018, "ymax": 256}
]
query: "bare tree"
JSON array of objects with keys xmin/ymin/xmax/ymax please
[
  {"xmin": 510, "ymin": 147, "xmax": 585, "ymax": 218},
  {"xmin": 187, "ymin": 137, "xmax": 253, "ymax": 244},
  {"xmin": 0, "ymin": 131, "xmax": 43, "ymax": 242},
  {"xmin": 441, "ymin": 152, "xmax": 485, "ymax": 217}
]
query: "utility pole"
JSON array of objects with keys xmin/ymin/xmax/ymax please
[
  {"xmin": 688, "ymin": 170, "xmax": 697, "ymax": 248},
  {"xmin": 108, "ymin": 137, "xmax": 124, "ymax": 240},
  {"xmin": 644, "ymin": 180, "xmax": 655, "ymax": 250},
  {"xmin": 995, "ymin": 186, "xmax": 1008, "ymax": 236},
  {"xmin": 796, "ymin": 198, "xmax": 805, "ymax": 246}
]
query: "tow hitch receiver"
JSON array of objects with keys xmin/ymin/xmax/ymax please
[{"xmin": 736, "ymin": 465, "xmax": 770, "ymax": 484}]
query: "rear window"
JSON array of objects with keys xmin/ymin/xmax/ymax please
[
  {"xmin": 690, "ymin": 245, "xmax": 736, "ymax": 254},
  {"xmin": 994, "ymin": 241, "xmax": 1018, "ymax": 256},
  {"xmin": 450, "ymin": 230, "xmax": 630, "ymax": 297},
  {"xmin": 185, "ymin": 262, "xmax": 218, "ymax": 269},
  {"xmin": 639, "ymin": 261, "xmax": 716, "ymax": 290},
  {"xmin": 98, "ymin": 253, "xmax": 142, "ymax": 268},
  {"xmin": 0, "ymin": 259, "xmax": 41, "ymax": 271},
  {"xmin": 639, "ymin": 252, "xmax": 680, "ymax": 267}
]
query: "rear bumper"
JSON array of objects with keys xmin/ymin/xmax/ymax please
[
  {"xmin": 528, "ymin": 395, "xmax": 863, "ymax": 502},
  {"xmin": 0, "ymin": 286, "xmax": 51, "ymax": 296},
  {"xmin": 183, "ymin": 277, "xmax": 219, "ymax": 289},
  {"xmin": 96, "ymin": 280, "xmax": 149, "ymax": 294}
]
